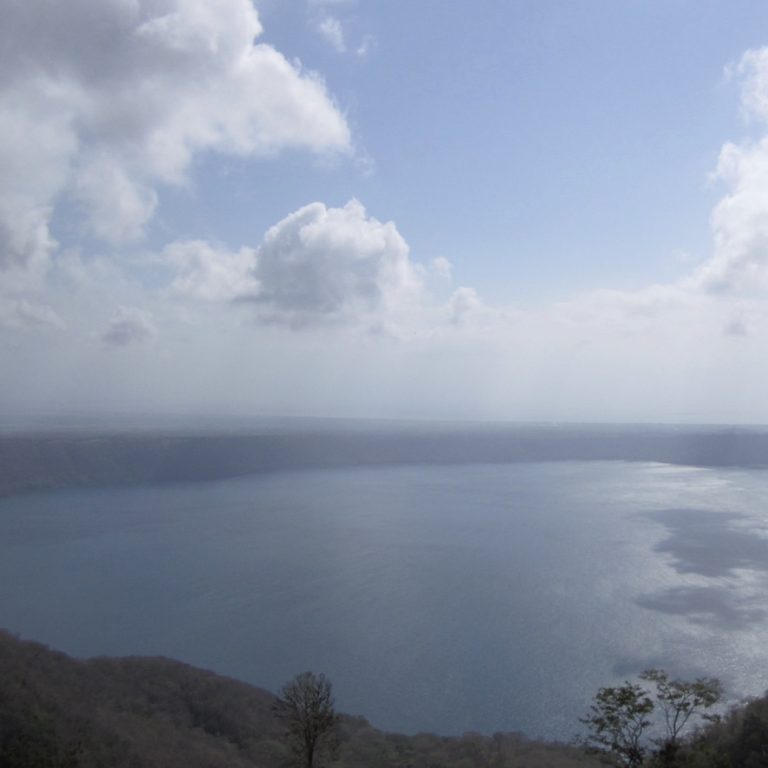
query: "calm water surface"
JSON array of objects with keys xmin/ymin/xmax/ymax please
[{"xmin": 2, "ymin": 461, "xmax": 768, "ymax": 739}]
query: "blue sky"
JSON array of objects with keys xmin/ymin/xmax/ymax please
[
  {"xmin": 3, "ymin": 0, "xmax": 768, "ymax": 423},
  {"xmin": 259, "ymin": 0, "xmax": 763, "ymax": 296}
]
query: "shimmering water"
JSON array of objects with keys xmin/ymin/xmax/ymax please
[{"xmin": 2, "ymin": 460, "xmax": 768, "ymax": 738}]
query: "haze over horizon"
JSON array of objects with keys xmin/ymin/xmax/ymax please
[{"xmin": 4, "ymin": 1, "xmax": 768, "ymax": 424}]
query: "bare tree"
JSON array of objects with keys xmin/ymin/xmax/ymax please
[{"xmin": 274, "ymin": 672, "xmax": 339, "ymax": 768}]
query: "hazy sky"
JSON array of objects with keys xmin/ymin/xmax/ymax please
[{"xmin": 4, "ymin": 0, "xmax": 768, "ymax": 423}]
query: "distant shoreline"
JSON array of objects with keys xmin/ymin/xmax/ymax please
[{"xmin": 2, "ymin": 423, "xmax": 768, "ymax": 498}]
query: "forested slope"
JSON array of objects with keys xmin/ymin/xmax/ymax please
[
  {"xmin": 0, "ymin": 630, "xmax": 597, "ymax": 768},
  {"xmin": 4, "ymin": 425, "xmax": 768, "ymax": 497}
]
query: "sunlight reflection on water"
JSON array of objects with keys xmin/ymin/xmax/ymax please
[{"xmin": 1, "ymin": 460, "xmax": 767, "ymax": 739}]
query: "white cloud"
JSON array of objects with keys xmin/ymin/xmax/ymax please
[
  {"xmin": 731, "ymin": 47, "xmax": 768, "ymax": 124},
  {"xmin": 251, "ymin": 200, "xmax": 422, "ymax": 327},
  {"xmin": 0, "ymin": 0, "xmax": 351, "ymax": 269},
  {"xmin": 0, "ymin": 299, "xmax": 65, "ymax": 331},
  {"xmin": 72, "ymin": 155, "xmax": 159, "ymax": 244},
  {"xmin": 165, "ymin": 200, "xmax": 424, "ymax": 328},
  {"xmin": 318, "ymin": 17, "xmax": 346, "ymax": 53},
  {"xmin": 686, "ymin": 48, "xmax": 768, "ymax": 294},
  {"xmin": 0, "ymin": 80, "xmax": 76, "ymax": 274},
  {"xmin": 7, "ymin": 20, "xmax": 768, "ymax": 422},
  {"xmin": 448, "ymin": 287, "xmax": 482, "ymax": 325},
  {"xmin": 165, "ymin": 240, "xmax": 258, "ymax": 302},
  {"xmin": 101, "ymin": 306, "xmax": 156, "ymax": 347},
  {"xmin": 431, "ymin": 257, "xmax": 453, "ymax": 279}
]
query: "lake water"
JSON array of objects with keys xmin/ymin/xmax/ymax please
[{"xmin": 2, "ymin": 460, "xmax": 768, "ymax": 739}]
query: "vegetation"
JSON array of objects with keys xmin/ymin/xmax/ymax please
[
  {"xmin": 580, "ymin": 682, "xmax": 654, "ymax": 768},
  {"xmin": 4, "ymin": 426, "xmax": 768, "ymax": 498},
  {"xmin": 581, "ymin": 670, "xmax": 723, "ymax": 768},
  {"xmin": 0, "ymin": 630, "xmax": 596, "ymax": 768},
  {"xmin": 274, "ymin": 672, "xmax": 339, "ymax": 768},
  {"xmin": 5, "ymin": 628, "xmax": 768, "ymax": 768},
  {"xmin": 640, "ymin": 668, "xmax": 722, "ymax": 764}
]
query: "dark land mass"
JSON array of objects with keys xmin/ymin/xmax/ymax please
[
  {"xmin": 0, "ymin": 630, "xmax": 596, "ymax": 768},
  {"xmin": 2, "ymin": 422, "xmax": 768, "ymax": 497}
]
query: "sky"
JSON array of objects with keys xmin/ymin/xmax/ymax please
[{"xmin": 4, "ymin": 0, "xmax": 768, "ymax": 424}]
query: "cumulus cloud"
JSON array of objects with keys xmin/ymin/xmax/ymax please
[
  {"xmin": 252, "ymin": 200, "xmax": 422, "ymax": 326},
  {"xmin": 731, "ymin": 47, "xmax": 768, "ymax": 123},
  {"xmin": 318, "ymin": 17, "xmax": 346, "ymax": 53},
  {"xmin": 431, "ymin": 257, "xmax": 453, "ymax": 279},
  {"xmin": 449, "ymin": 287, "xmax": 483, "ymax": 325},
  {"xmin": 163, "ymin": 199, "xmax": 424, "ymax": 328},
  {"xmin": 686, "ymin": 48, "xmax": 768, "ymax": 294},
  {"xmin": 101, "ymin": 307, "xmax": 156, "ymax": 347},
  {"xmin": 0, "ymin": 84, "xmax": 75, "ymax": 274},
  {"xmin": 0, "ymin": 0, "xmax": 350, "ymax": 271},
  {"xmin": 165, "ymin": 240, "xmax": 258, "ymax": 302},
  {"xmin": 686, "ymin": 137, "xmax": 768, "ymax": 293},
  {"xmin": 572, "ymin": 46, "xmax": 768, "ymax": 337}
]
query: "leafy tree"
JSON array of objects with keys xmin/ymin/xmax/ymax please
[
  {"xmin": 580, "ymin": 681, "xmax": 654, "ymax": 768},
  {"xmin": 581, "ymin": 670, "xmax": 723, "ymax": 768},
  {"xmin": 640, "ymin": 669, "xmax": 722, "ymax": 765},
  {"xmin": 274, "ymin": 672, "xmax": 339, "ymax": 768}
]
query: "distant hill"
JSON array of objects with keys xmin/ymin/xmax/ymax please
[
  {"xmin": 3, "ymin": 423, "xmax": 768, "ymax": 497},
  {"xmin": 0, "ymin": 629, "xmax": 598, "ymax": 768}
]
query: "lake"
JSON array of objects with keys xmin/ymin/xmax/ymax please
[{"xmin": 1, "ymin": 459, "xmax": 768, "ymax": 739}]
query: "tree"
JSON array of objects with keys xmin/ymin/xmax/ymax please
[
  {"xmin": 640, "ymin": 669, "xmax": 722, "ymax": 765},
  {"xmin": 580, "ymin": 681, "xmax": 655, "ymax": 768},
  {"xmin": 581, "ymin": 670, "xmax": 723, "ymax": 768},
  {"xmin": 274, "ymin": 672, "xmax": 339, "ymax": 768}
]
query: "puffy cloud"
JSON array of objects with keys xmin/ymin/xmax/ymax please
[
  {"xmin": 101, "ymin": 307, "xmax": 156, "ymax": 347},
  {"xmin": 0, "ymin": 81, "xmax": 76, "ymax": 274},
  {"xmin": 431, "ymin": 257, "xmax": 453, "ymax": 279},
  {"xmin": 250, "ymin": 200, "xmax": 421, "ymax": 326},
  {"xmin": 731, "ymin": 47, "xmax": 768, "ymax": 124},
  {"xmin": 687, "ymin": 137, "xmax": 768, "ymax": 293},
  {"xmin": 165, "ymin": 240, "xmax": 258, "ymax": 302},
  {"xmin": 72, "ymin": 156, "xmax": 159, "ymax": 245},
  {"xmin": 318, "ymin": 17, "xmax": 346, "ymax": 53},
  {"xmin": 163, "ymin": 199, "xmax": 423, "ymax": 328},
  {"xmin": 686, "ymin": 48, "xmax": 768, "ymax": 294},
  {"xmin": 0, "ymin": 0, "xmax": 350, "ymax": 270},
  {"xmin": 449, "ymin": 287, "xmax": 483, "ymax": 325}
]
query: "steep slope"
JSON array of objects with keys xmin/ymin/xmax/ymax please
[{"xmin": 0, "ymin": 630, "xmax": 598, "ymax": 768}]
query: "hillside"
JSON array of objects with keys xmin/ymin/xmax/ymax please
[
  {"xmin": 0, "ymin": 630, "xmax": 598, "ymax": 768},
  {"xmin": 3, "ymin": 424, "xmax": 768, "ymax": 497}
]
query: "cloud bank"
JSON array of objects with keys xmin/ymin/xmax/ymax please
[{"xmin": 101, "ymin": 307, "xmax": 156, "ymax": 348}]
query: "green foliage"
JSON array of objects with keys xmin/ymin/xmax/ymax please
[
  {"xmin": 580, "ymin": 682, "xmax": 654, "ymax": 767},
  {"xmin": 639, "ymin": 669, "xmax": 722, "ymax": 765},
  {"xmin": 581, "ymin": 670, "xmax": 723, "ymax": 768},
  {"xmin": 685, "ymin": 694, "xmax": 768, "ymax": 768}
]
